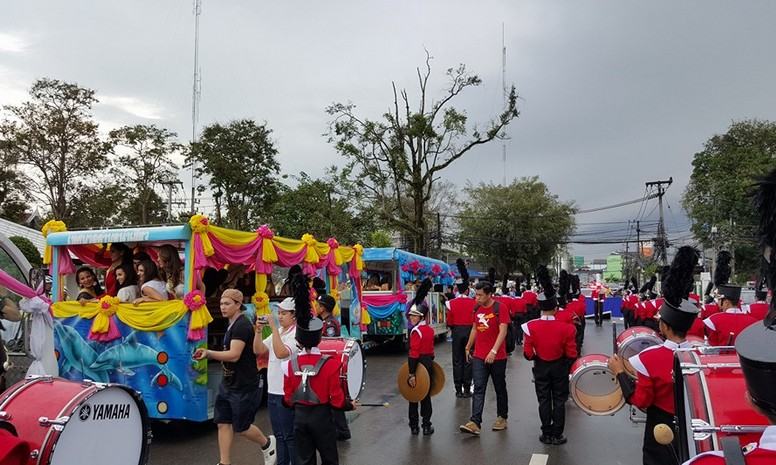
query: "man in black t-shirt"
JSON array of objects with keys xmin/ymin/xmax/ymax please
[{"xmin": 194, "ymin": 289, "xmax": 277, "ymax": 465}]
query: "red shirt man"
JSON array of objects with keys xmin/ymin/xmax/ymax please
[
  {"xmin": 446, "ymin": 295, "xmax": 475, "ymax": 327},
  {"xmin": 748, "ymin": 291, "xmax": 769, "ymax": 320},
  {"xmin": 522, "ymin": 315, "xmax": 577, "ymax": 362},
  {"xmin": 471, "ymin": 299, "xmax": 511, "ymax": 360},
  {"xmin": 704, "ymin": 309, "xmax": 757, "ymax": 346}
]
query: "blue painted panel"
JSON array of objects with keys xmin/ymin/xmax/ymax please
[{"xmin": 47, "ymin": 225, "xmax": 190, "ymax": 246}]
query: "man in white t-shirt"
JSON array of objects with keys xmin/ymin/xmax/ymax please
[{"xmin": 254, "ymin": 298, "xmax": 298, "ymax": 465}]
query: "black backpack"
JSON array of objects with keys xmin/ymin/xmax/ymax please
[{"xmin": 473, "ymin": 301, "xmax": 516, "ymax": 354}]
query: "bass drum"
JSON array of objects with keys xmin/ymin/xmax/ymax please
[
  {"xmin": 318, "ymin": 337, "xmax": 365, "ymax": 400},
  {"xmin": 0, "ymin": 376, "xmax": 151, "ymax": 465},
  {"xmin": 616, "ymin": 326, "xmax": 663, "ymax": 360},
  {"xmin": 569, "ymin": 354, "xmax": 625, "ymax": 416},
  {"xmin": 674, "ymin": 350, "xmax": 770, "ymax": 462}
]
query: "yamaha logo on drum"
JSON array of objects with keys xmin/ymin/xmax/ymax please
[
  {"xmin": 80, "ymin": 403, "xmax": 132, "ymax": 421},
  {"xmin": 79, "ymin": 404, "xmax": 91, "ymax": 421}
]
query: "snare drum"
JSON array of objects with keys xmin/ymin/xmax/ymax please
[
  {"xmin": 569, "ymin": 354, "xmax": 625, "ymax": 416},
  {"xmin": 318, "ymin": 337, "xmax": 366, "ymax": 400},
  {"xmin": 675, "ymin": 350, "xmax": 770, "ymax": 462},
  {"xmin": 0, "ymin": 376, "xmax": 151, "ymax": 465},
  {"xmin": 616, "ymin": 326, "xmax": 663, "ymax": 360}
]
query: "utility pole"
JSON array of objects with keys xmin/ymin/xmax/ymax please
[
  {"xmin": 190, "ymin": 0, "xmax": 202, "ymax": 214},
  {"xmin": 624, "ymin": 220, "xmax": 630, "ymax": 283},
  {"xmin": 436, "ymin": 212, "xmax": 442, "ymax": 257},
  {"xmin": 162, "ymin": 181, "xmax": 185, "ymax": 223},
  {"xmin": 645, "ymin": 177, "xmax": 673, "ymax": 265},
  {"xmin": 501, "ymin": 23, "xmax": 507, "ymax": 186}
]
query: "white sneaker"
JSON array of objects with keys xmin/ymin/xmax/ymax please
[{"xmin": 262, "ymin": 435, "xmax": 277, "ymax": 465}]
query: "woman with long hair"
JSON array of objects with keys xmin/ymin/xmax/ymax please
[
  {"xmin": 133, "ymin": 260, "xmax": 169, "ymax": 305},
  {"xmin": 115, "ymin": 263, "xmax": 140, "ymax": 303},
  {"xmin": 157, "ymin": 245, "xmax": 184, "ymax": 299},
  {"xmin": 76, "ymin": 267, "xmax": 104, "ymax": 304}
]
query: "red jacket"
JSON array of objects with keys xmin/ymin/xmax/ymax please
[
  {"xmin": 408, "ymin": 322, "xmax": 435, "ymax": 358},
  {"xmin": 446, "ymin": 296, "xmax": 475, "ymax": 326},
  {"xmin": 522, "ymin": 290, "xmax": 538, "ymax": 307},
  {"xmin": 748, "ymin": 301, "xmax": 769, "ymax": 321},
  {"xmin": 627, "ymin": 340, "xmax": 693, "ymax": 414},
  {"xmin": 511, "ymin": 296, "xmax": 527, "ymax": 316},
  {"xmin": 681, "ymin": 425, "xmax": 776, "ymax": 465},
  {"xmin": 704, "ymin": 310, "xmax": 758, "ymax": 346},
  {"xmin": 700, "ymin": 302, "xmax": 720, "ymax": 320},
  {"xmin": 686, "ymin": 317, "xmax": 706, "ymax": 339},
  {"xmin": 522, "ymin": 316, "xmax": 577, "ymax": 362},
  {"xmin": 554, "ymin": 308, "xmax": 577, "ymax": 325},
  {"xmin": 283, "ymin": 349, "xmax": 354, "ymax": 409}
]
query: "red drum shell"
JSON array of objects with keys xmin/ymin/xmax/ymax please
[
  {"xmin": 318, "ymin": 337, "xmax": 365, "ymax": 400},
  {"xmin": 0, "ymin": 376, "xmax": 150, "ymax": 465},
  {"xmin": 616, "ymin": 326, "xmax": 663, "ymax": 360},
  {"xmin": 676, "ymin": 350, "xmax": 770, "ymax": 457},
  {"xmin": 569, "ymin": 354, "xmax": 625, "ymax": 416}
]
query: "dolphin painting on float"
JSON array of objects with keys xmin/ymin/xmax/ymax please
[
  {"xmin": 90, "ymin": 332, "xmax": 183, "ymax": 391},
  {"xmin": 53, "ymin": 322, "xmax": 110, "ymax": 383}
]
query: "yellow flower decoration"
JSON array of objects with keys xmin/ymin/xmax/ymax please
[
  {"xmin": 252, "ymin": 292, "xmax": 271, "ymax": 315},
  {"xmin": 41, "ymin": 220, "xmax": 67, "ymax": 265},
  {"xmin": 353, "ymin": 243, "xmax": 364, "ymax": 271},
  {"xmin": 189, "ymin": 214, "xmax": 214, "ymax": 256},
  {"xmin": 301, "ymin": 233, "xmax": 319, "ymax": 264},
  {"xmin": 92, "ymin": 295, "xmax": 120, "ymax": 334}
]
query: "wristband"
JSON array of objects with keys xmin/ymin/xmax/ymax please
[
  {"xmin": 205, "ymin": 350, "xmax": 210, "ymax": 359},
  {"xmin": 490, "ymin": 349, "xmax": 497, "ymax": 354}
]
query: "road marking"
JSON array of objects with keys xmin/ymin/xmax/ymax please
[{"xmin": 528, "ymin": 453, "xmax": 549, "ymax": 465}]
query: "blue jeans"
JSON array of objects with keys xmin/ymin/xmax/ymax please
[
  {"xmin": 470, "ymin": 357, "xmax": 508, "ymax": 426},
  {"xmin": 268, "ymin": 394, "xmax": 296, "ymax": 465}
]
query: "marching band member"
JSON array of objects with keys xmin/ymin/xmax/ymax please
[
  {"xmin": 317, "ymin": 294, "xmax": 352, "ymax": 442},
  {"xmin": 406, "ymin": 279, "xmax": 435, "ymax": 436},
  {"xmin": 701, "ymin": 251, "xmax": 731, "ymax": 318},
  {"xmin": 682, "ymin": 163, "xmax": 776, "ymax": 464},
  {"xmin": 748, "ymin": 289, "xmax": 769, "ymax": 321},
  {"xmin": 523, "ymin": 265, "xmax": 577, "ymax": 446},
  {"xmin": 283, "ymin": 275, "xmax": 357, "ymax": 465},
  {"xmin": 447, "ymin": 259, "xmax": 475, "ymax": 398},
  {"xmin": 568, "ymin": 275, "xmax": 586, "ymax": 352},
  {"xmin": 608, "ymin": 246, "xmax": 699, "ymax": 465},
  {"xmin": 703, "ymin": 284, "xmax": 757, "ymax": 346}
]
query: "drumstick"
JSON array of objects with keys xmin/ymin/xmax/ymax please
[
  {"xmin": 357, "ymin": 402, "xmax": 390, "ymax": 407},
  {"xmin": 612, "ymin": 321, "xmax": 618, "ymax": 355}
]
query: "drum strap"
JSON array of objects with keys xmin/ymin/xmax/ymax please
[
  {"xmin": 721, "ymin": 437, "xmax": 746, "ymax": 465},
  {"xmin": 291, "ymin": 355, "xmax": 331, "ymax": 405}
]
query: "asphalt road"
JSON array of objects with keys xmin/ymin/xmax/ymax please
[{"xmin": 149, "ymin": 320, "xmax": 643, "ymax": 465}]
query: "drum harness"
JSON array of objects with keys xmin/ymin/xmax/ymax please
[{"xmin": 291, "ymin": 355, "xmax": 331, "ymax": 404}]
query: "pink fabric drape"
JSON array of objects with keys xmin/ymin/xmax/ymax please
[
  {"xmin": 361, "ymin": 293, "xmax": 407, "ymax": 306},
  {"xmin": 0, "ymin": 268, "xmax": 41, "ymax": 300}
]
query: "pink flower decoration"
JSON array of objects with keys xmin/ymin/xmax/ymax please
[
  {"xmin": 200, "ymin": 217, "xmax": 209, "ymax": 226},
  {"xmin": 401, "ymin": 264, "xmax": 410, "ymax": 272},
  {"xmin": 257, "ymin": 224, "xmax": 274, "ymax": 239},
  {"xmin": 184, "ymin": 290, "xmax": 206, "ymax": 310},
  {"xmin": 409, "ymin": 261, "xmax": 421, "ymax": 273},
  {"xmin": 431, "ymin": 264, "xmax": 442, "ymax": 275},
  {"xmin": 327, "ymin": 237, "xmax": 339, "ymax": 249}
]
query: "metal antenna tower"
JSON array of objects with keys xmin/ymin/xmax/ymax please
[
  {"xmin": 190, "ymin": 0, "xmax": 202, "ymax": 214},
  {"xmin": 501, "ymin": 23, "xmax": 507, "ymax": 186}
]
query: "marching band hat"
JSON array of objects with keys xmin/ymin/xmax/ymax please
[
  {"xmin": 317, "ymin": 294, "xmax": 336, "ymax": 312},
  {"xmin": 658, "ymin": 299, "xmax": 698, "ymax": 333},
  {"xmin": 717, "ymin": 284, "xmax": 742, "ymax": 303},
  {"xmin": 291, "ymin": 274, "xmax": 324, "ymax": 349},
  {"xmin": 755, "ymin": 289, "xmax": 768, "ymax": 301},
  {"xmin": 658, "ymin": 246, "xmax": 700, "ymax": 333},
  {"xmin": 736, "ymin": 323, "xmax": 776, "ymax": 417},
  {"xmin": 407, "ymin": 304, "xmax": 426, "ymax": 318},
  {"xmin": 278, "ymin": 297, "xmax": 296, "ymax": 312}
]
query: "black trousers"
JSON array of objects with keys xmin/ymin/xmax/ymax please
[
  {"xmin": 642, "ymin": 406, "xmax": 677, "ymax": 465},
  {"xmin": 622, "ymin": 309, "xmax": 633, "ymax": 329},
  {"xmin": 294, "ymin": 404, "xmax": 339, "ymax": 465},
  {"xmin": 409, "ymin": 356, "xmax": 434, "ymax": 427},
  {"xmin": 532, "ymin": 358, "xmax": 570, "ymax": 438},
  {"xmin": 512, "ymin": 315, "xmax": 526, "ymax": 344},
  {"xmin": 594, "ymin": 300, "xmax": 604, "ymax": 326},
  {"xmin": 450, "ymin": 326, "xmax": 472, "ymax": 390},
  {"xmin": 575, "ymin": 318, "xmax": 585, "ymax": 353},
  {"xmin": 333, "ymin": 409, "xmax": 350, "ymax": 438}
]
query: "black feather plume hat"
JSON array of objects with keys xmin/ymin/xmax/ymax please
[
  {"xmin": 293, "ymin": 273, "xmax": 323, "ymax": 349},
  {"xmin": 536, "ymin": 265, "xmax": 557, "ymax": 311},
  {"xmin": 658, "ymin": 246, "xmax": 700, "ymax": 333}
]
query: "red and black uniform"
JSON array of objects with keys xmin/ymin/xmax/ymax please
[
  {"xmin": 703, "ymin": 308, "xmax": 758, "ymax": 346},
  {"xmin": 619, "ymin": 339, "xmax": 693, "ymax": 465},
  {"xmin": 637, "ymin": 299, "xmax": 660, "ymax": 331},
  {"xmin": 522, "ymin": 315, "xmax": 577, "ymax": 440},
  {"xmin": 446, "ymin": 295, "xmax": 475, "ymax": 395},
  {"xmin": 510, "ymin": 296, "xmax": 528, "ymax": 346},
  {"xmin": 682, "ymin": 423, "xmax": 776, "ymax": 465},
  {"xmin": 322, "ymin": 314, "xmax": 341, "ymax": 338},
  {"xmin": 593, "ymin": 287, "xmax": 607, "ymax": 327},
  {"xmin": 522, "ymin": 290, "xmax": 539, "ymax": 320},
  {"xmin": 622, "ymin": 293, "xmax": 639, "ymax": 328},
  {"xmin": 700, "ymin": 302, "xmax": 720, "ymax": 320},
  {"xmin": 686, "ymin": 316, "xmax": 706, "ymax": 339},
  {"xmin": 407, "ymin": 321, "xmax": 435, "ymax": 430},
  {"xmin": 321, "ymin": 313, "xmax": 350, "ymax": 440},
  {"xmin": 748, "ymin": 300, "xmax": 769, "ymax": 321},
  {"xmin": 284, "ymin": 348, "xmax": 354, "ymax": 465}
]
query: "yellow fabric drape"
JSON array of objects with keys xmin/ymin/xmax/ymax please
[
  {"xmin": 272, "ymin": 236, "xmax": 307, "ymax": 254},
  {"xmin": 41, "ymin": 220, "xmax": 68, "ymax": 265},
  {"xmin": 301, "ymin": 234, "xmax": 320, "ymax": 264},
  {"xmin": 209, "ymin": 224, "xmax": 259, "ymax": 246},
  {"xmin": 261, "ymin": 238, "xmax": 278, "ymax": 263},
  {"xmin": 92, "ymin": 296, "xmax": 120, "ymax": 333},
  {"xmin": 328, "ymin": 275, "xmax": 341, "ymax": 317},
  {"xmin": 253, "ymin": 273, "xmax": 271, "ymax": 316},
  {"xmin": 53, "ymin": 300, "xmax": 190, "ymax": 332},
  {"xmin": 352, "ymin": 244, "xmax": 364, "ymax": 271}
]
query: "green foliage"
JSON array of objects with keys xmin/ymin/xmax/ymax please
[
  {"xmin": 365, "ymin": 230, "xmax": 393, "ymax": 248},
  {"xmin": 326, "ymin": 56, "xmax": 519, "ymax": 255},
  {"xmin": 66, "ymin": 182, "xmax": 125, "ymax": 228},
  {"xmin": 107, "ymin": 124, "xmax": 181, "ymax": 224},
  {"xmin": 267, "ymin": 171, "xmax": 375, "ymax": 244},
  {"xmin": 188, "ymin": 120, "xmax": 281, "ymax": 230},
  {"xmin": 0, "ymin": 78, "xmax": 107, "ymax": 222},
  {"xmin": 456, "ymin": 178, "xmax": 575, "ymax": 274},
  {"xmin": 682, "ymin": 119, "xmax": 776, "ymax": 279},
  {"xmin": 8, "ymin": 235, "xmax": 41, "ymax": 267}
]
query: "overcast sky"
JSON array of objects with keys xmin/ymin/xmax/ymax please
[{"xmin": 3, "ymin": 1, "xmax": 776, "ymax": 260}]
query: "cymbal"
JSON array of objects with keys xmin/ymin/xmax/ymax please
[
  {"xmin": 429, "ymin": 361, "xmax": 446, "ymax": 397},
  {"xmin": 397, "ymin": 362, "xmax": 430, "ymax": 402}
]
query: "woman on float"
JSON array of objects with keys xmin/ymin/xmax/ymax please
[
  {"xmin": 75, "ymin": 266, "xmax": 104, "ymax": 304},
  {"xmin": 133, "ymin": 260, "xmax": 169, "ymax": 304},
  {"xmin": 115, "ymin": 264, "xmax": 140, "ymax": 303}
]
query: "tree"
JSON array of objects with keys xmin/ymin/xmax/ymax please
[
  {"xmin": 682, "ymin": 119, "xmax": 776, "ymax": 280},
  {"xmin": 8, "ymin": 236, "xmax": 41, "ymax": 267},
  {"xmin": 189, "ymin": 120, "xmax": 281, "ymax": 230},
  {"xmin": 456, "ymin": 178, "xmax": 575, "ymax": 275},
  {"xmin": 0, "ymin": 78, "xmax": 107, "ymax": 222},
  {"xmin": 0, "ymin": 133, "xmax": 28, "ymax": 222},
  {"xmin": 107, "ymin": 124, "xmax": 181, "ymax": 224},
  {"xmin": 327, "ymin": 54, "xmax": 519, "ymax": 256},
  {"xmin": 66, "ymin": 182, "xmax": 126, "ymax": 229},
  {"xmin": 267, "ymin": 171, "xmax": 375, "ymax": 244},
  {"xmin": 365, "ymin": 230, "xmax": 393, "ymax": 248}
]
